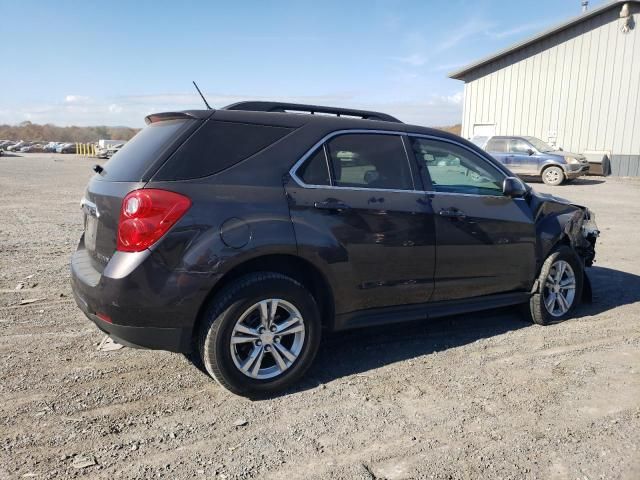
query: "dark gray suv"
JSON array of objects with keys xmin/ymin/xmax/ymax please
[
  {"xmin": 473, "ymin": 135, "xmax": 590, "ymax": 186},
  {"xmin": 71, "ymin": 102, "xmax": 599, "ymax": 395}
]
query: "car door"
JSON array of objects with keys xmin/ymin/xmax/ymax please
[
  {"xmin": 484, "ymin": 137, "xmax": 512, "ymax": 170},
  {"xmin": 407, "ymin": 136, "xmax": 536, "ymax": 302},
  {"xmin": 285, "ymin": 132, "xmax": 436, "ymax": 314},
  {"xmin": 507, "ymin": 138, "xmax": 538, "ymax": 175}
]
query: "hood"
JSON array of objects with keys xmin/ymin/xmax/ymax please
[
  {"xmin": 529, "ymin": 188, "xmax": 586, "ymax": 211},
  {"xmin": 552, "ymin": 150, "xmax": 585, "ymax": 160}
]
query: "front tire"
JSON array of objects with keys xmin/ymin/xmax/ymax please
[
  {"xmin": 198, "ymin": 273, "xmax": 321, "ymax": 396},
  {"xmin": 529, "ymin": 246, "xmax": 583, "ymax": 325},
  {"xmin": 542, "ymin": 166, "xmax": 565, "ymax": 186}
]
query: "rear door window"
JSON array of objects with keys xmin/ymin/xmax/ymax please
[
  {"xmin": 100, "ymin": 119, "xmax": 192, "ymax": 182},
  {"xmin": 325, "ymin": 134, "xmax": 413, "ymax": 190},
  {"xmin": 155, "ymin": 120, "xmax": 293, "ymax": 180},
  {"xmin": 486, "ymin": 138, "xmax": 508, "ymax": 153}
]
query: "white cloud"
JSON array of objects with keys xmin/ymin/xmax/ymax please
[
  {"xmin": 433, "ymin": 61, "xmax": 472, "ymax": 72},
  {"xmin": 64, "ymin": 95, "xmax": 89, "ymax": 103},
  {"xmin": 435, "ymin": 18, "xmax": 494, "ymax": 53},
  {"xmin": 363, "ymin": 92, "xmax": 464, "ymax": 127},
  {"xmin": 393, "ymin": 53, "xmax": 428, "ymax": 67},
  {"xmin": 391, "ymin": 17, "xmax": 493, "ymax": 70},
  {"xmin": 0, "ymin": 89, "xmax": 465, "ymax": 128},
  {"xmin": 486, "ymin": 21, "xmax": 548, "ymax": 39}
]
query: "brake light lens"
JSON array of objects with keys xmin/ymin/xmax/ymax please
[{"xmin": 117, "ymin": 189, "xmax": 191, "ymax": 252}]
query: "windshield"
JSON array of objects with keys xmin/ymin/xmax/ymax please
[{"xmin": 524, "ymin": 136, "xmax": 555, "ymax": 152}]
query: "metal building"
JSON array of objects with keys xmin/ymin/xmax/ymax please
[{"xmin": 450, "ymin": 0, "xmax": 640, "ymax": 176}]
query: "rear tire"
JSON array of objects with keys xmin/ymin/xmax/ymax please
[
  {"xmin": 529, "ymin": 246, "xmax": 583, "ymax": 325},
  {"xmin": 198, "ymin": 272, "xmax": 321, "ymax": 396},
  {"xmin": 541, "ymin": 166, "xmax": 565, "ymax": 186}
]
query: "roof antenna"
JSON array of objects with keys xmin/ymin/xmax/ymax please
[{"xmin": 192, "ymin": 81, "xmax": 212, "ymax": 110}]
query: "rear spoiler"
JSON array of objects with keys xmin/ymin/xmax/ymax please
[{"xmin": 144, "ymin": 110, "xmax": 213, "ymax": 125}]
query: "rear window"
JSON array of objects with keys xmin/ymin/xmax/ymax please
[
  {"xmin": 154, "ymin": 120, "xmax": 293, "ymax": 180},
  {"xmin": 99, "ymin": 119, "xmax": 192, "ymax": 181}
]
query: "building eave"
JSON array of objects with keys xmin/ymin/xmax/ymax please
[{"xmin": 449, "ymin": 0, "xmax": 639, "ymax": 81}]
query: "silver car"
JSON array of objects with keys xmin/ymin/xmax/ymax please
[{"xmin": 473, "ymin": 136, "xmax": 590, "ymax": 186}]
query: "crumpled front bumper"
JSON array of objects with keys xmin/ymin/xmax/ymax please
[{"xmin": 564, "ymin": 164, "xmax": 590, "ymax": 179}]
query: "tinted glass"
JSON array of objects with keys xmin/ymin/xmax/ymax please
[
  {"xmin": 508, "ymin": 139, "xmax": 532, "ymax": 154},
  {"xmin": 298, "ymin": 147, "xmax": 330, "ymax": 185},
  {"xmin": 410, "ymin": 138, "xmax": 504, "ymax": 195},
  {"xmin": 326, "ymin": 134, "xmax": 412, "ymax": 190},
  {"xmin": 486, "ymin": 138, "xmax": 508, "ymax": 153},
  {"xmin": 101, "ymin": 119, "xmax": 191, "ymax": 181},
  {"xmin": 155, "ymin": 120, "xmax": 293, "ymax": 180}
]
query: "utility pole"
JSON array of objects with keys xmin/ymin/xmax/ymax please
[{"xmin": 581, "ymin": 0, "xmax": 589, "ymax": 13}]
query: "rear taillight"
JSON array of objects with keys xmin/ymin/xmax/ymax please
[{"xmin": 117, "ymin": 189, "xmax": 191, "ymax": 252}]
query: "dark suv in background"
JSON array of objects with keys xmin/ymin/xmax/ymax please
[{"xmin": 71, "ymin": 102, "xmax": 599, "ymax": 395}]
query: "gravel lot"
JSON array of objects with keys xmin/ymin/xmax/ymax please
[{"xmin": 1, "ymin": 153, "xmax": 639, "ymax": 480}]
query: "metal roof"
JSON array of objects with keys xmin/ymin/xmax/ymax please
[{"xmin": 449, "ymin": 0, "xmax": 639, "ymax": 80}]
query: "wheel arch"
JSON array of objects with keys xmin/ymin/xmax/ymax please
[{"xmin": 192, "ymin": 253, "xmax": 336, "ymax": 344}]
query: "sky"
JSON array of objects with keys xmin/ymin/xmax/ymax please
[{"xmin": 0, "ymin": 0, "xmax": 609, "ymax": 128}]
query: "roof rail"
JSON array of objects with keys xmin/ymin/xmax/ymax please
[{"xmin": 222, "ymin": 101, "xmax": 402, "ymax": 123}]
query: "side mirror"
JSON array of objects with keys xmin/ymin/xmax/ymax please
[
  {"xmin": 527, "ymin": 148, "xmax": 535, "ymax": 156},
  {"xmin": 503, "ymin": 177, "xmax": 527, "ymax": 198}
]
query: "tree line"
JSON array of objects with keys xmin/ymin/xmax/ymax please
[{"xmin": 0, "ymin": 121, "xmax": 139, "ymax": 143}]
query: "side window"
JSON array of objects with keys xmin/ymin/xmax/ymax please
[
  {"xmin": 325, "ymin": 134, "xmax": 413, "ymax": 190},
  {"xmin": 509, "ymin": 139, "xmax": 532, "ymax": 154},
  {"xmin": 156, "ymin": 120, "xmax": 293, "ymax": 180},
  {"xmin": 486, "ymin": 138, "xmax": 508, "ymax": 153},
  {"xmin": 298, "ymin": 147, "xmax": 330, "ymax": 186},
  {"xmin": 410, "ymin": 138, "xmax": 505, "ymax": 196}
]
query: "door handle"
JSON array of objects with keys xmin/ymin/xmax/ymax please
[
  {"xmin": 314, "ymin": 200, "xmax": 351, "ymax": 212},
  {"xmin": 439, "ymin": 208, "xmax": 466, "ymax": 219}
]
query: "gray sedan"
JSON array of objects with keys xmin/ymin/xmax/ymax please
[{"xmin": 473, "ymin": 136, "xmax": 590, "ymax": 186}]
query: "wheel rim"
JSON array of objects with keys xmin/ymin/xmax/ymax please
[
  {"xmin": 543, "ymin": 260, "xmax": 576, "ymax": 317},
  {"xmin": 545, "ymin": 167, "xmax": 561, "ymax": 184},
  {"xmin": 230, "ymin": 299, "xmax": 305, "ymax": 380}
]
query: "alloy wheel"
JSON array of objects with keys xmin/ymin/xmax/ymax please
[
  {"xmin": 544, "ymin": 167, "xmax": 562, "ymax": 184},
  {"xmin": 230, "ymin": 299, "xmax": 305, "ymax": 379},
  {"xmin": 543, "ymin": 260, "xmax": 576, "ymax": 317}
]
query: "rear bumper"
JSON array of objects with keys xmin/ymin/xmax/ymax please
[
  {"xmin": 70, "ymin": 238, "xmax": 217, "ymax": 353},
  {"xmin": 72, "ymin": 289, "xmax": 192, "ymax": 352}
]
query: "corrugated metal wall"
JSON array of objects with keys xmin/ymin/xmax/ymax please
[{"xmin": 460, "ymin": 4, "xmax": 640, "ymax": 175}]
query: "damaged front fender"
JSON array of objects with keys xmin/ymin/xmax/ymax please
[{"xmin": 529, "ymin": 191, "xmax": 599, "ymax": 269}]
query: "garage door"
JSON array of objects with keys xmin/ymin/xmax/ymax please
[{"xmin": 473, "ymin": 124, "xmax": 496, "ymax": 137}]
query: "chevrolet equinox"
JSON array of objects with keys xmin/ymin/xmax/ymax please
[{"xmin": 71, "ymin": 102, "xmax": 599, "ymax": 395}]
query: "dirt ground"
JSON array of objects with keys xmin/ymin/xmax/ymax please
[{"xmin": 1, "ymin": 153, "xmax": 639, "ymax": 480}]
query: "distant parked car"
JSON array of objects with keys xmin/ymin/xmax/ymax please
[
  {"xmin": 473, "ymin": 136, "xmax": 590, "ymax": 186},
  {"xmin": 57, "ymin": 143, "xmax": 77, "ymax": 154},
  {"xmin": 21, "ymin": 144, "xmax": 47, "ymax": 153},
  {"xmin": 7, "ymin": 141, "xmax": 28, "ymax": 152},
  {"xmin": 43, "ymin": 141, "xmax": 62, "ymax": 152},
  {"xmin": 96, "ymin": 143, "xmax": 124, "ymax": 159}
]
